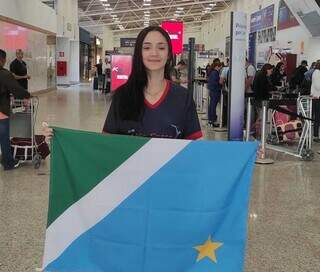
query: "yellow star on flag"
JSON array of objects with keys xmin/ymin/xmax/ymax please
[{"xmin": 194, "ymin": 236, "xmax": 223, "ymax": 263}]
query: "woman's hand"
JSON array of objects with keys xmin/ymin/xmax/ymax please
[{"xmin": 42, "ymin": 122, "xmax": 53, "ymax": 141}]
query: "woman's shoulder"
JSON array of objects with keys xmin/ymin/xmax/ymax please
[{"xmin": 169, "ymin": 81, "xmax": 190, "ymax": 96}]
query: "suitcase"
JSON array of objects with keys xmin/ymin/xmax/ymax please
[
  {"xmin": 93, "ymin": 77, "xmax": 98, "ymax": 90},
  {"xmin": 276, "ymin": 120, "xmax": 302, "ymax": 142},
  {"xmin": 11, "ymin": 135, "xmax": 50, "ymax": 162}
]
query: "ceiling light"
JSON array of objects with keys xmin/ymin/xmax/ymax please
[{"xmin": 177, "ymin": 7, "xmax": 184, "ymax": 10}]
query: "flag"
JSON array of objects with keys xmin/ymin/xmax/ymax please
[{"xmin": 43, "ymin": 127, "xmax": 257, "ymax": 272}]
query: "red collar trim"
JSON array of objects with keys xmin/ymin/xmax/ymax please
[
  {"xmin": 144, "ymin": 80, "xmax": 170, "ymax": 109},
  {"xmin": 185, "ymin": 130, "xmax": 203, "ymax": 140}
]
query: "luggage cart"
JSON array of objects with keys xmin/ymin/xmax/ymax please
[
  {"xmin": 266, "ymin": 95, "xmax": 314, "ymax": 161},
  {"xmin": 9, "ymin": 97, "xmax": 42, "ymax": 168}
]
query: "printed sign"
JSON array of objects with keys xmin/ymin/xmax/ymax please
[
  {"xmin": 229, "ymin": 12, "xmax": 247, "ymax": 141},
  {"xmin": 161, "ymin": 21, "xmax": 184, "ymax": 54},
  {"xmin": 111, "ymin": 55, "xmax": 132, "ymax": 91},
  {"xmin": 277, "ymin": 0, "xmax": 299, "ymax": 30},
  {"xmin": 120, "ymin": 38, "xmax": 136, "ymax": 47},
  {"xmin": 250, "ymin": 5, "xmax": 274, "ymax": 32},
  {"xmin": 257, "ymin": 27, "xmax": 276, "ymax": 44}
]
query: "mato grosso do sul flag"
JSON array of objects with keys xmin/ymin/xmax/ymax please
[{"xmin": 42, "ymin": 127, "xmax": 257, "ymax": 272}]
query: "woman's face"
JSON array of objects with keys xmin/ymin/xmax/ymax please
[
  {"xmin": 267, "ymin": 68, "xmax": 273, "ymax": 76},
  {"xmin": 142, "ymin": 31, "xmax": 169, "ymax": 72}
]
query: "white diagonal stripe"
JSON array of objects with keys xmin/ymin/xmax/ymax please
[{"xmin": 43, "ymin": 138, "xmax": 191, "ymax": 268}]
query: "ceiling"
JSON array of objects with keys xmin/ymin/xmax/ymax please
[{"xmin": 78, "ymin": 0, "xmax": 233, "ymax": 34}]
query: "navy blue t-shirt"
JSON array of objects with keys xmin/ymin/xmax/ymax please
[{"xmin": 103, "ymin": 81, "xmax": 202, "ymax": 139}]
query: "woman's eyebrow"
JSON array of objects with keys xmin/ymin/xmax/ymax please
[{"xmin": 143, "ymin": 42, "xmax": 167, "ymax": 45}]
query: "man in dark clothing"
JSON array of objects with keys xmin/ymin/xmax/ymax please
[
  {"xmin": 289, "ymin": 60, "xmax": 308, "ymax": 90},
  {"xmin": 10, "ymin": 49, "xmax": 30, "ymax": 90},
  {"xmin": 0, "ymin": 49, "xmax": 30, "ymax": 170},
  {"xmin": 95, "ymin": 59, "xmax": 104, "ymax": 91},
  {"xmin": 207, "ymin": 59, "xmax": 222, "ymax": 126}
]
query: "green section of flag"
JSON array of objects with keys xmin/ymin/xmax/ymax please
[{"xmin": 48, "ymin": 127, "xmax": 149, "ymax": 227}]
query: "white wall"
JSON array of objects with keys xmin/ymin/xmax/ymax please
[
  {"xmin": 0, "ymin": 0, "xmax": 57, "ymax": 34},
  {"xmin": 56, "ymin": 0, "xmax": 79, "ymax": 40},
  {"xmin": 56, "ymin": 37, "xmax": 70, "ymax": 85},
  {"xmin": 70, "ymin": 41, "xmax": 80, "ymax": 82},
  {"xmin": 306, "ymin": 38, "xmax": 320, "ymax": 63},
  {"xmin": 56, "ymin": 0, "xmax": 80, "ymax": 84}
]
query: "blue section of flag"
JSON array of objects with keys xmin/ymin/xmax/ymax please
[{"xmin": 45, "ymin": 141, "xmax": 257, "ymax": 272}]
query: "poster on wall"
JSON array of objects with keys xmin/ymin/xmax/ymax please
[
  {"xmin": 248, "ymin": 32, "xmax": 256, "ymax": 65},
  {"xmin": 228, "ymin": 11, "xmax": 247, "ymax": 141},
  {"xmin": 257, "ymin": 27, "xmax": 276, "ymax": 44},
  {"xmin": 250, "ymin": 5, "xmax": 274, "ymax": 33},
  {"xmin": 256, "ymin": 44, "xmax": 273, "ymax": 69},
  {"xmin": 111, "ymin": 55, "xmax": 132, "ymax": 91},
  {"xmin": 277, "ymin": 0, "xmax": 299, "ymax": 30},
  {"xmin": 225, "ymin": 36, "xmax": 230, "ymax": 57},
  {"xmin": 120, "ymin": 38, "xmax": 136, "ymax": 47},
  {"xmin": 161, "ymin": 21, "xmax": 183, "ymax": 54},
  {"xmin": 183, "ymin": 44, "xmax": 205, "ymax": 52}
]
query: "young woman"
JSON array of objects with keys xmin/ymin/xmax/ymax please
[
  {"xmin": 253, "ymin": 63, "xmax": 276, "ymax": 102},
  {"xmin": 44, "ymin": 26, "xmax": 202, "ymax": 140},
  {"xmin": 270, "ymin": 62, "xmax": 286, "ymax": 87}
]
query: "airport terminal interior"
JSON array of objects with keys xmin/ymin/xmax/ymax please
[{"xmin": 0, "ymin": 0, "xmax": 320, "ymax": 271}]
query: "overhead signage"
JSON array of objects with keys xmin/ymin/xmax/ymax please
[
  {"xmin": 277, "ymin": 0, "xmax": 299, "ymax": 30},
  {"xmin": 250, "ymin": 5, "xmax": 274, "ymax": 33},
  {"xmin": 161, "ymin": 21, "xmax": 184, "ymax": 54},
  {"xmin": 120, "ymin": 38, "xmax": 136, "ymax": 47},
  {"xmin": 257, "ymin": 26, "xmax": 276, "ymax": 44}
]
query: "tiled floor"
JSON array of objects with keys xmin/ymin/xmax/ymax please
[{"xmin": 0, "ymin": 84, "xmax": 319, "ymax": 271}]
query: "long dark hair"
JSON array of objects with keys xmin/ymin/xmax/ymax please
[
  {"xmin": 274, "ymin": 62, "xmax": 284, "ymax": 71},
  {"xmin": 113, "ymin": 26, "xmax": 174, "ymax": 121},
  {"xmin": 261, "ymin": 63, "xmax": 274, "ymax": 76}
]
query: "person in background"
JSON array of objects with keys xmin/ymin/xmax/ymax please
[
  {"xmin": 104, "ymin": 57, "xmax": 111, "ymax": 93},
  {"xmin": 219, "ymin": 58, "xmax": 229, "ymax": 127},
  {"xmin": 0, "ymin": 49, "xmax": 30, "ymax": 170},
  {"xmin": 95, "ymin": 59, "xmax": 104, "ymax": 91},
  {"xmin": 220, "ymin": 58, "xmax": 229, "ymax": 89},
  {"xmin": 44, "ymin": 26, "xmax": 202, "ymax": 140},
  {"xmin": 245, "ymin": 59, "xmax": 256, "ymax": 94},
  {"xmin": 311, "ymin": 61, "xmax": 320, "ymax": 142},
  {"xmin": 253, "ymin": 63, "xmax": 276, "ymax": 102},
  {"xmin": 10, "ymin": 49, "xmax": 30, "ymax": 91},
  {"xmin": 171, "ymin": 60, "xmax": 188, "ymax": 88},
  {"xmin": 289, "ymin": 60, "xmax": 308, "ymax": 90},
  {"xmin": 270, "ymin": 62, "xmax": 286, "ymax": 87},
  {"xmin": 305, "ymin": 62, "xmax": 316, "ymax": 82},
  {"xmin": 301, "ymin": 61, "xmax": 317, "ymax": 94},
  {"xmin": 205, "ymin": 62, "xmax": 211, "ymax": 77},
  {"xmin": 207, "ymin": 59, "xmax": 222, "ymax": 127}
]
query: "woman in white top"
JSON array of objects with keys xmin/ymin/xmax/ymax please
[{"xmin": 311, "ymin": 61, "xmax": 320, "ymax": 141}]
